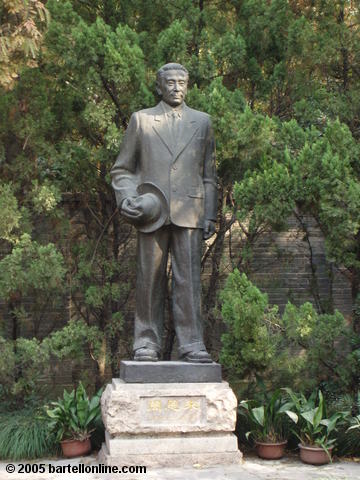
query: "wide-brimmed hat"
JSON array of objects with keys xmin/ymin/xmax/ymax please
[{"xmin": 135, "ymin": 182, "xmax": 169, "ymax": 233}]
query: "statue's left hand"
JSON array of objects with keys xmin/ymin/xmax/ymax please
[{"xmin": 203, "ymin": 220, "xmax": 216, "ymax": 239}]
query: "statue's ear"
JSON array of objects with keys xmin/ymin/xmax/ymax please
[{"xmin": 155, "ymin": 80, "xmax": 163, "ymax": 96}]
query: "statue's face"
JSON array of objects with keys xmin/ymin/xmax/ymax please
[{"xmin": 158, "ymin": 70, "xmax": 188, "ymax": 107}]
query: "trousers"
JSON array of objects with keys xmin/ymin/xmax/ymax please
[{"xmin": 133, "ymin": 224, "xmax": 205, "ymax": 356}]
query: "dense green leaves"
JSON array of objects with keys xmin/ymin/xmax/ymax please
[
  {"xmin": 1, "ymin": 0, "xmax": 360, "ymax": 398},
  {"xmin": 0, "ymin": 234, "xmax": 65, "ymax": 301},
  {"xmin": 239, "ymin": 389, "xmax": 292, "ymax": 442},
  {"xmin": 283, "ymin": 388, "xmax": 349, "ymax": 451},
  {"xmin": 0, "ymin": 319, "xmax": 103, "ymax": 401},
  {"xmin": 220, "ymin": 270, "xmax": 280, "ymax": 379},
  {"xmin": 46, "ymin": 382, "xmax": 103, "ymax": 441},
  {"xmin": 0, "ymin": 184, "xmax": 22, "ymax": 242},
  {"xmin": 0, "ymin": 407, "xmax": 58, "ymax": 460},
  {"xmin": 220, "ymin": 271, "xmax": 357, "ymax": 394},
  {"xmin": 0, "ymin": 0, "xmax": 49, "ymax": 88}
]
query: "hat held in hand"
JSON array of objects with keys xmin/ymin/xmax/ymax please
[{"xmin": 134, "ymin": 182, "xmax": 169, "ymax": 233}]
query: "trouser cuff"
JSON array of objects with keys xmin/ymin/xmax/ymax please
[
  {"xmin": 133, "ymin": 341, "xmax": 161, "ymax": 353},
  {"xmin": 178, "ymin": 341, "xmax": 206, "ymax": 356}
]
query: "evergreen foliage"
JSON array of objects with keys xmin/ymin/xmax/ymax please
[
  {"xmin": 220, "ymin": 270, "xmax": 279, "ymax": 379},
  {"xmin": 0, "ymin": 0, "xmax": 360, "ymax": 402},
  {"xmin": 0, "ymin": 319, "xmax": 103, "ymax": 402},
  {"xmin": 0, "ymin": 0, "xmax": 49, "ymax": 88},
  {"xmin": 220, "ymin": 270, "xmax": 357, "ymax": 395}
]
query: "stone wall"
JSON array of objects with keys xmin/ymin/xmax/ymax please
[{"xmin": 246, "ymin": 215, "xmax": 351, "ymax": 317}]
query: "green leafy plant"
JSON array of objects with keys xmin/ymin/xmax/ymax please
[
  {"xmin": 46, "ymin": 382, "xmax": 103, "ymax": 442},
  {"xmin": 347, "ymin": 414, "xmax": 360, "ymax": 435},
  {"xmin": 239, "ymin": 389, "xmax": 295, "ymax": 443},
  {"xmin": 338, "ymin": 391, "xmax": 360, "ymax": 457},
  {"xmin": 0, "ymin": 407, "xmax": 58, "ymax": 460},
  {"xmin": 346, "ymin": 392, "xmax": 360, "ymax": 437},
  {"xmin": 343, "ymin": 414, "xmax": 360, "ymax": 457},
  {"xmin": 283, "ymin": 388, "xmax": 348, "ymax": 457}
]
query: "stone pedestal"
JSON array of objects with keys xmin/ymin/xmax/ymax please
[
  {"xmin": 120, "ymin": 360, "xmax": 222, "ymax": 383},
  {"xmin": 99, "ymin": 376, "xmax": 242, "ymax": 467}
]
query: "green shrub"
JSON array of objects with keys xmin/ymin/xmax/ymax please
[
  {"xmin": 0, "ymin": 320, "xmax": 103, "ymax": 405},
  {"xmin": 0, "ymin": 336, "xmax": 50, "ymax": 402},
  {"xmin": 220, "ymin": 270, "xmax": 356, "ymax": 395},
  {"xmin": 220, "ymin": 269, "xmax": 280, "ymax": 382},
  {"xmin": 277, "ymin": 303, "xmax": 356, "ymax": 391},
  {"xmin": 0, "ymin": 408, "xmax": 58, "ymax": 460}
]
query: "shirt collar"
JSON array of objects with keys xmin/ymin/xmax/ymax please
[{"xmin": 161, "ymin": 100, "xmax": 185, "ymax": 118}]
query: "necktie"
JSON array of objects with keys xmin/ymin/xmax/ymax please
[{"xmin": 169, "ymin": 111, "xmax": 180, "ymax": 146}]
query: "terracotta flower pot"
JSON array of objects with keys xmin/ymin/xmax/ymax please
[
  {"xmin": 255, "ymin": 440, "xmax": 287, "ymax": 460},
  {"xmin": 298, "ymin": 444, "xmax": 333, "ymax": 465},
  {"xmin": 60, "ymin": 438, "xmax": 91, "ymax": 458}
]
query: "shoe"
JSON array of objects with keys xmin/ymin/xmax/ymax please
[
  {"xmin": 133, "ymin": 347, "xmax": 159, "ymax": 362},
  {"xmin": 182, "ymin": 350, "xmax": 213, "ymax": 363}
]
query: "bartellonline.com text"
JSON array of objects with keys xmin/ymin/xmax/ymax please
[{"xmin": 5, "ymin": 463, "xmax": 147, "ymax": 475}]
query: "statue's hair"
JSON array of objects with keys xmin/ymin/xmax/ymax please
[{"xmin": 156, "ymin": 63, "xmax": 189, "ymax": 84}]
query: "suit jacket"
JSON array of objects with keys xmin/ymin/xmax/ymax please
[{"xmin": 110, "ymin": 101, "xmax": 218, "ymax": 229}]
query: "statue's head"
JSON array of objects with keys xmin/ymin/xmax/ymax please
[{"xmin": 156, "ymin": 63, "xmax": 189, "ymax": 107}]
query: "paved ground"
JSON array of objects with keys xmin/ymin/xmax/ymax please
[{"xmin": 0, "ymin": 453, "xmax": 359, "ymax": 480}]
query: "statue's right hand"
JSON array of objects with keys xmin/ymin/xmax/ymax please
[
  {"xmin": 121, "ymin": 196, "xmax": 144, "ymax": 219},
  {"xmin": 121, "ymin": 194, "xmax": 160, "ymax": 224}
]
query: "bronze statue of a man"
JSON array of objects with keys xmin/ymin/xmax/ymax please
[{"xmin": 111, "ymin": 63, "xmax": 217, "ymax": 363}]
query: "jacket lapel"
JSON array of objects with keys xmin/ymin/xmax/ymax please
[
  {"xmin": 172, "ymin": 105, "xmax": 199, "ymax": 163},
  {"xmin": 151, "ymin": 103, "xmax": 199, "ymax": 160},
  {"xmin": 152, "ymin": 104, "xmax": 173, "ymax": 155}
]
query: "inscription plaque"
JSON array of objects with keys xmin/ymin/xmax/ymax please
[{"xmin": 140, "ymin": 395, "xmax": 205, "ymax": 426}]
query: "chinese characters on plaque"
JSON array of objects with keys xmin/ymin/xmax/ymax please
[{"xmin": 140, "ymin": 396, "xmax": 205, "ymax": 426}]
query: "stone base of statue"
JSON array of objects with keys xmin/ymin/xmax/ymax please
[
  {"xmin": 99, "ymin": 362, "xmax": 242, "ymax": 468},
  {"xmin": 119, "ymin": 359, "xmax": 223, "ymax": 383}
]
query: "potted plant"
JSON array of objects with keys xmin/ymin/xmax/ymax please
[
  {"xmin": 283, "ymin": 388, "xmax": 347, "ymax": 465},
  {"xmin": 342, "ymin": 392, "xmax": 360, "ymax": 456},
  {"xmin": 46, "ymin": 382, "xmax": 103, "ymax": 458},
  {"xmin": 239, "ymin": 389, "xmax": 294, "ymax": 459}
]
